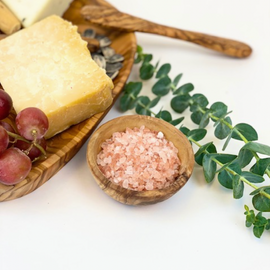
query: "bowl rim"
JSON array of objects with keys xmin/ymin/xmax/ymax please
[{"xmin": 86, "ymin": 115, "xmax": 195, "ymax": 204}]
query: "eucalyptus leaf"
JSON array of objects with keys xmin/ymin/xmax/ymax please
[
  {"xmin": 179, "ymin": 126, "xmax": 190, "ymax": 136},
  {"xmin": 199, "ymin": 110, "xmax": 211, "ymax": 128},
  {"xmin": 171, "ymin": 94, "xmax": 190, "ymax": 113},
  {"xmin": 241, "ymin": 171, "xmax": 265, "ymax": 183},
  {"xmin": 202, "ymin": 153, "xmax": 217, "ymax": 183},
  {"xmin": 191, "ymin": 93, "xmax": 209, "ymax": 108},
  {"xmin": 212, "ymin": 153, "xmax": 237, "ymax": 164},
  {"xmin": 173, "ymin": 83, "xmax": 194, "ymax": 95},
  {"xmin": 156, "ymin": 63, "xmax": 171, "ymax": 78},
  {"xmin": 195, "ymin": 142, "xmax": 217, "ymax": 166},
  {"xmin": 232, "ymin": 123, "xmax": 258, "ymax": 141},
  {"xmin": 242, "ymin": 142, "xmax": 270, "ymax": 156},
  {"xmin": 214, "ymin": 117, "xmax": 232, "ymax": 140},
  {"xmin": 119, "ymin": 94, "xmax": 136, "ymax": 112},
  {"xmin": 253, "ymin": 225, "xmax": 264, "ymax": 238},
  {"xmin": 218, "ymin": 161, "xmax": 241, "ymax": 189},
  {"xmin": 170, "ymin": 117, "xmax": 184, "ymax": 126},
  {"xmin": 250, "ymin": 158, "xmax": 270, "ymax": 176},
  {"xmin": 140, "ymin": 63, "xmax": 155, "ymax": 80},
  {"xmin": 142, "ymin": 54, "xmax": 152, "ymax": 64},
  {"xmin": 252, "ymin": 187, "xmax": 270, "ymax": 212},
  {"xmin": 149, "ymin": 96, "xmax": 160, "ymax": 108},
  {"xmin": 233, "ymin": 175, "xmax": 244, "ymax": 199},
  {"xmin": 188, "ymin": 129, "xmax": 207, "ymax": 142},
  {"xmin": 237, "ymin": 148, "xmax": 254, "ymax": 168},
  {"xmin": 152, "ymin": 76, "xmax": 171, "ymax": 96},
  {"xmin": 244, "ymin": 206, "xmax": 255, "ymax": 227},
  {"xmin": 191, "ymin": 111, "xmax": 204, "ymax": 125},
  {"xmin": 135, "ymin": 96, "xmax": 151, "ymax": 115},
  {"xmin": 156, "ymin": 110, "xmax": 172, "ymax": 122},
  {"xmin": 173, "ymin": 73, "xmax": 183, "ymax": 87},
  {"xmin": 210, "ymin": 102, "xmax": 228, "ymax": 118}
]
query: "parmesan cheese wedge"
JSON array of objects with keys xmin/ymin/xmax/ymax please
[{"xmin": 0, "ymin": 15, "xmax": 114, "ymax": 139}]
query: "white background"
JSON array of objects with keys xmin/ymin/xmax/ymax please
[{"xmin": 1, "ymin": 0, "xmax": 270, "ymax": 269}]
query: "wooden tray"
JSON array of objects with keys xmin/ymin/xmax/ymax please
[{"xmin": 0, "ymin": 0, "xmax": 137, "ymax": 201}]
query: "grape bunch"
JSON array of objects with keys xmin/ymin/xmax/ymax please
[{"xmin": 0, "ymin": 88, "xmax": 49, "ymax": 186}]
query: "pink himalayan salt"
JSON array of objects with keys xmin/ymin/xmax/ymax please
[{"xmin": 97, "ymin": 126, "xmax": 181, "ymax": 191}]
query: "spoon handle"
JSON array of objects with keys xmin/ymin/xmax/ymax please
[{"xmin": 81, "ymin": 5, "xmax": 252, "ymax": 58}]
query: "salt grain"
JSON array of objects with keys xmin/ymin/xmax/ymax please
[{"xmin": 97, "ymin": 126, "xmax": 181, "ymax": 191}]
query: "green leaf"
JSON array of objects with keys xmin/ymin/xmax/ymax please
[
  {"xmin": 191, "ymin": 93, "xmax": 209, "ymax": 108},
  {"xmin": 120, "ymin": 82, "xmax": 142, "ymax": 111},
  {"xmin": 253, "ymin": 225, "xmax": 264, "ymax": 238},
  {"xmin": 251, "ymin": 158, "xmax": 270, "ymax": 176},
  {"xmin": 233, "ymin": 175, "xmax": 244, "ymax": 199},
  {"xmin": 212, "ymin": 153, "xmax": 237, "ymax": 164},
  {"xmin": 218, "ymin": 170, "xmax": 233, "ymax": 189},
  {"xmin": 218, "ymin": 161, "xmax": 241, "ymax": 189},
  {"xmin": 244, "ymin": 206, "xmax": 255, "ymax": 227},
  {"xmin": 202, "ymin": 153, "xmax": 217, "ymax": 183},
  {"xmin": 195, "ymin": 142, "xmax": 217, "ymax": 166},
  {"xmin": 222, "ymin": 132, "xmax": 232, "ymax": 151},
  {"xmin": 142, "ymin": 54, "xmax": 152, "ymax": 64},
  {"xmin": 199, "ymin": 110, "xmax": 210, "ymax": 128},
  {"xmin": 188, "ymin": 129, "xmax": 207, "ymax": 142},
  {"xmin": 156, "ymin": 110, "xmax": 172, "ymax": 122},
  {"xmin": 172, "ymin": 73, "xmax": 183, "ymax": 87},
  {"xmin": 191, "ymin": 111, "xmax": 204, "ymax": 125},
  {"xmin": 171, "ymin": 94, "xmax": 191, "ymax": 113},
  {"xmin": 135, "ymin": 96, "xmax": 151, "ymax": 115},
  {"xmin": 180, "ymin": 126, "xmax": 190, "ymax": 136},
  {"xmin": 252, "ymin": 187, "xmax": 270, "ymax": 212},
  {"xmin": 242, "ymin": 142, "xmax": 270, "ymax": 156},
  {"xmin": 156, "ymin": 63, "xmax": 171, "ymax": 78},
  {"xmin": 214, "ymin": 117, "xmax": 232, "ymax": 140},
  {"xmin": 173, "ymin": 83, "xmax": 194, "ymax": 95},
  {"xmin": 210, "ymin": 102, "xmax": 228, "ymax": 118},
  {"xmin": 124, "ymin": 81, "xmax": 142, "ymax": 95},
  {"xmin": 140, "ymin": 63, "xmax": 155, "ymax": 80},
  {"xmin": 237, "ymin": 148, "xmax": 254, "ymax": 168},
  {"xmin": 169, "ymin": 117, "xmax": 184, "ymax": 126},
  {"xmin": 148, "ymin": 96, "xmax": 160, "ymax": 108},
  {"xmin": 232, "ymin": 123, "xmax": 258, "ymax": 141},
  {"xmin": 241, "ymin": 171, "xmax": 265, "ymax": 183},
  {"xmin": 137, "ymin": 45, "xmax": 143, "ymax": 53},
  {"xmin": 152, "ymin": 76, "xmax": 171, "ymax": 96}
]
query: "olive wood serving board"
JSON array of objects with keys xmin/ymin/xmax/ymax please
[{"xmin": 0, "ymin": 0, "xmax": 137, "ymax": 201}]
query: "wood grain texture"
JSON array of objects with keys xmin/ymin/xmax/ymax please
[
  {"xmin": 0, "ymin": 1, "xmax": 21, "ymax": 34},
  {"xmin": 81, "ymin": 5, "xmax": 252, "ymax": 58},
  {"xmin": 87, "ymin": 115, "xmax": 195, "ymax": 205},
  {"xmin": 0, "ymin": 0, "xmax": 137, "ymax": 202}
]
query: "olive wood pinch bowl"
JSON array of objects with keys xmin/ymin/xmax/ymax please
[{"xmin": 87, "ymin": 115, "xmax": 195, "ymax": 205}]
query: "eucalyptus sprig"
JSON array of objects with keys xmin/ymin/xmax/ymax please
[{"xmin": 120, "ymin": 45, "xmax": 270, "ymax": 238}]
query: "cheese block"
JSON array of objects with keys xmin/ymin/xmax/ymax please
[
  {"xmin": 0, "ymin": 15, "xmax": 114, "ymax": 139},
  {"xmin": 2, "ymin": 0, "xmax": 73, "ymax": 27}
]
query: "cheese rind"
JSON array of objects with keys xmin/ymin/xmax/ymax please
[
  {"xmin": 0, "ymin": 15, "xmax": 114, "ymax": 139},
  {"xmin": 2, "ymin": 0, "xmax": 73, "ymax": 27}
]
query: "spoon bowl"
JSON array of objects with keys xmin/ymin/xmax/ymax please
[{"xmin": 87, "ymin": 115, "xmax": 194, "ymax": 205}]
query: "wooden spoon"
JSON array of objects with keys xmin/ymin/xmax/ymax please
[{"xmin": 81, "ymin": 5, "xmax": 252, "ymax": 58}]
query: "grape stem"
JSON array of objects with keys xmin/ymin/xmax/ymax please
[{"xmin": 6, "ymin": 130, "xmax": 47, "ymax": 157}]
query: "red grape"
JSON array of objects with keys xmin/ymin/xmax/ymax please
[
  {"xmin": 0, "ymin": 121, "xmax": 16, "ymax": 147},
  {"xmin": 15, "ymin": 137, "xmax": 47, "ymax": 161},
  {"xmin": 0, "ymin": 89, "xmax": 13, "ymax": 120},
  {"xmin": 0, "ymin": 126, "xmax": 9, "ymax": 154},
  {"xmin": 0, "ymin": 147, "xmax": 32, "ymax": 185},
  {"xmin": 15, "ymin": 107, "xmax": 49, "ymax": 140}
]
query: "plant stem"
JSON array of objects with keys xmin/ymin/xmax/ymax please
[{"xmin": 189, "ymin": 137, "xmax": 270, "ymax": 200}]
